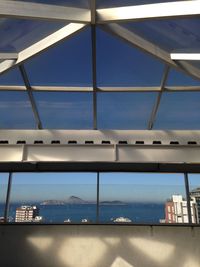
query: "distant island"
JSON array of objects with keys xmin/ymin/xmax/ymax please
[
  {"xmin": 40, "ymin": 196, "xmax": 126, "ymax": 205},
  {"xmin": 40, "ymin": 200, "xmax": 66, "ymax": 205}
]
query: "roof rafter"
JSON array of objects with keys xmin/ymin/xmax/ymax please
[
  {"xmin": 0, "ymin": 0, "xmax": 90, "ymax": 23},
  {"xmin": 0, "ymin": 23, "xmax": 87, "ymax": 75},
  {"xmin": 97, "ymin": 0, "xmax": 200, "ymax": 23},
  {"xmin": 101, "ymin": 23, "xmax": 200, "ymax": 80}
]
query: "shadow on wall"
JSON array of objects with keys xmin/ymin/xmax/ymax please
[{"xmin": 0, "ymin": 225, "xmax": 200, "ymax": 267}]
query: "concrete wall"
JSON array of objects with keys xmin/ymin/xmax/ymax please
[{"xmin": 0, "ymin": 225, "xmax": 200, "ymax": 267}]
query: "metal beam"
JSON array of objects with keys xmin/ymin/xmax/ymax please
[
  {"xmin": 1, "ymin": 85, "xmax": 200, "ymax": 92},
  {"xmin": 171, "ymin": 53, "xmax": 200, "ymax": 61},
  {"xmin": 90, "ymin": 1, "xmax": 97, "ymax": 129},
  {"xmin": 1, "ymin": 143, "xmax": 200, "ymax": 164},
  {"xmin": 90, "ymin": 0, "xmax": 96, "ymax": 25},
  {"xmin": 0, "ymin": 0, "xmax": 90, "ymax": 23},
  {"xmin": 18, "ymin": 65, "xmax": 42, "ymax": 129},
  {"xmin": 0, "ymin": 23, "xmax": 87, "ymax": 74},
  {"xmin": 4, "ymin": 173, "xmax": 12, "ymax": 223},
  {"xmin": 0, "ymin": 53, "xmax": 18, "ymax": 60},
  {"xmin": 148, "ymin": 65, "xmax": 170, "ymax": 130},
  {"xmin": 184, "ymin": 173, "xmax": 192, "ymax": 224},
  {"xmin": 96, "ymin": 172, "xmax": 100, "ymax": 223},
  {"xmin": 97, "ymin": 0, "xmax": 200, "ymax": 23},
  {"xmin": 0, "ymin": 130, "xmax": 200, "ymax": 164},
  {"xmin": 91, "ymin": 24, "xmax": 97, "ymax": 130},
  {"xmin": 0, "ymin": 130, "xmax": 200, "ymax": 145},
  {"xmin": 102, "ymin": 23, "xmax": 175, "ymax": 66},
  {"xmin": 101, "ymin": 23, "xmax": 200, "ymax": 80}
]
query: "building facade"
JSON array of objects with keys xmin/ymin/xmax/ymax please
[
  {"xmin": 15, "ymin": 206, "xmax": 40, "ymax": 222},
  {"xmin": 190, "ymin": 188, "xmax": 200, "ymax": 223},
  {"xmin": 165, "ymin": 195, "xmax": 197, "ymax": 224}
]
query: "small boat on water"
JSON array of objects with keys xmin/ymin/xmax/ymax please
[
  {"xmin": 64, "ymin": 218, "xmax": 71, "ymax": 223},
  {"xmin": 113, "ymin": 217, "xmax": 132, "ymax": 223}
]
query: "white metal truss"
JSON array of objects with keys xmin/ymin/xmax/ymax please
[
  {"xmin": 0, "ymin": 130, "xmax": 199, "ymax": 163},
  {"xmin": 0, "ymin": 0, "xmax": 90, "ymax": 23},
  {"xmin": 101, "ymin": 23, "xmax": 200, "ymax": 80},
  {"xmin": 97, "ymin": 0, "xmax": 200, "ymax": 23},
  {"xmin": 0, "ymin": 23, "xmax": 87, "ymax": 74},
  {"xmin": 0, "ymin": 53, "xmax": 18, "ymax": 60},
  {"xmin": 1, "ymin": 86, "xmax": 200, "ymax": 92},
  {"xmin": 0, "ymin": 1, "xmax": 199, "ymax": 81}
]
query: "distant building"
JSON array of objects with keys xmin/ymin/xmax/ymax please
[
  {"xmin": 165, "ymin": 195, "xmax": 197, "ymax": 224},
  {"xmin": 190, "ymin": 187, "xmax": 200, "ymax": 223},
  {"xmin": 15, "ymin": 205, "xmax": 42, "ymax": 222}
]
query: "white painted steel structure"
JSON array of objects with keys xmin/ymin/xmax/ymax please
[
  {"xmin": 0, "ymin": 130, "xmax": 200, "ymax": 165},
  {"xmin": 0, "ymin": 1, "xmax": 199, "ymax": 166}
]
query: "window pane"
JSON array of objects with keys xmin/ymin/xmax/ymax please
[
  {"xmin": 99, "ymin": 173, "xmax": 187, "ymax": 224},
  {"xmin": 9, "ymin": 173, "xmax": 97, "ymax": 223},
  {"xmin": 0, "ymin": 91, "xmax": 35, "ymax": 129},
  {"xmin": 0, "ymin": 174, "xmax": 8, "ymax": 223},
  {"xmin": 20, "ymin": 0, "xmax": 89, "ymax": 8},
  {"xmin": 0, "ymin": 68, "xmax": 25, "ymax": 86},
  {"xmin": 188, "ymin": 174, "xmax": 200, "ymax": 224},
  {"xmin": 0, "ymin": 18, "xmax": 66, "ymax": 52},
  {"xmin": 97, "ymin": 92, "xmax": 156, "ymax": 129},
  {"xmin": 154, "ymin": 92, "xmax": 200, "ymax": 129},
  {"xmin": 25, "ymin": 28, "xmax": 92, "ymax": 86},
  {"xmin": 97, "ymin": 29, "xmax": 164, "ymax": 86},
  {"xmin": 34, "ymin": 92, "xmax": 93, "ymax": 129},
  {"xmin": 124, "ymin": 18, "xmax": 200, "ymax": 53},
  {"xmin": 166, "ymin": 68, "xmax": 200, "ymax": 87}
]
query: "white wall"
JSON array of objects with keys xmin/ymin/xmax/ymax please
[{"xmin": 0, "ymin": 225, "xmax": 200, "ymax": 267}]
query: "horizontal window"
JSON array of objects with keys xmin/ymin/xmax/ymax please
[{"xmin": 1, "ymin": 172, "xmax": 199, "ymax": 225}]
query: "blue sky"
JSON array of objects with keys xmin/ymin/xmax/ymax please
[
  {"xmin": 0, "ymin": 172, "xmax": 195, "ymax": 203},
  {"xmin": 0, "ymin": 26, "xmax": 200, "ymax": 129}
]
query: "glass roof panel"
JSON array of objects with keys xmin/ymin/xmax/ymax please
[
  {"xmin": 97, "ymin": 92, "xmax": 157, "ymax": 129},
  {"xmin": 20, "ymin": 0, "xmax": 89, "ymax": 8},
  {"xmin": 25, "ymin": 28, "xmax": 92, "ymax": 86},
  {"xmin": 0, "ymin": 18, "xmax": 66, "ymax": 53},
  {"xmin": 166, "ymin": 68, "xmax": 200, "ymax": 86},
  {"xmin": 124, "ymin": 18, "xmax": 200, "ymax": 53},
  {"xmin": 97, "ymin": 28, "xmax": 164, "ymax": 87},
  {"xmin": 154, "ymin": 92, "xmax": 200, "ymax": 129},
  {"xmin": 0, "ymin": 67, "xmax": 24, "ymax": 85},
  {"xmin": 0, "ymin": 91, "xmax": 35, "ymax": 129},
  {"xmin": 97, "ymin": 0, "xmax": 184, "ymax": 8},
  {"xmin": 34, "ymin": 92, "xmax": 93, "ymax": 129}
]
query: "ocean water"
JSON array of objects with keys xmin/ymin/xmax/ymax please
[{"xmin": 0, "ymin": 203, "xmax": 165, "ymax": 223}]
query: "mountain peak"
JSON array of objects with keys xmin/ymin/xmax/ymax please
[{"xmin": 67, "ymin": 196, "xmax": 87, "ymax": 204}]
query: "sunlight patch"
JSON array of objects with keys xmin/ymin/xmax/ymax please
[
  {"xmin": 129, "ymin": 237, "xmax": 174, "ymax": 263},
  {"xmin": 27, "ymin": 236, "xmax": 53, "ymax": 251},
  {"xmin": 111, "ymin": 257, "xmax": 134, "ymax": 267},
  {"xmin": 58, "ymin": 237, "xmax": 107, "ymax": 267}
]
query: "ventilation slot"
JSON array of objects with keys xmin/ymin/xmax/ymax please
[
  {"xmin": 34, "ymin": 140, "xmax": 43, "ymax": 144},
  {"xmin": 170, "ymin": 141, "xmax": 179, "ymax": 145},
  {"xmin": 188, "ymin": 141, "xmax": 197, "ymax": 145},
  {"xmin": 118, "ymin": 141, "xmax": 128, "ymax": 144},
  {"xmin": 68, "ymin": 140, "xmax": 77, "ymax": 144},
  {"xmin": 17, "ymin": 140, "xmax": 26, "ymax": 144},
  {"xmin": 135, "ymin": 141, "xmax": 144, "ymax": 144},
  {"xmin": 51, "ymin": 140, "xmax": 60, "ymax": 144},
  {"xmin": 85, "ymin": 141, "xmax": 94, "ymax": 144},
  {"xmin": 102, "ymin": 141, "xmax": 111, "ymax": 144},
  {"xmin": 153, "ymin": 141, "xmax": 162, "ymax": 145},
  {"xmin": 0, "ymin": 140, "xmax": 8, "ymax": 144}
]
